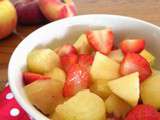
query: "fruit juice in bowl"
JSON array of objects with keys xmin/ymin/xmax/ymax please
[{"xmin": 8, "ymin": 14, "xmax": 160, "ymax": 120}]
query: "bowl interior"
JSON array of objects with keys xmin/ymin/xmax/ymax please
[{"xmin": 8, "ymin": 15, "xmax": 160, "ymax": 120}]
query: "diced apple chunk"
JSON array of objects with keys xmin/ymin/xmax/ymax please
[
  {"xmin": 45, "ymin": 67, "xmax": 66, "ymax": 85},
  {"xmin": 74, "ymin": 34, "xmax": 92, "ymax": 54},
  {"xmin": 105, "ymin": 94, "xmax": 131, "ymax": 118},
  {"xmin": 90, "ymin": 79, "xmax": 111, "ymax": 99},
  {"xmin": 25, "ymin": 79, "xmax": 64, "ymax": 115},
  {"xmin": 52, "ymin": 90, "xmax": 106, "ymax": 120},
  {"xmin": 108, "ymin": 72, "xmax": 140, "ymax": 106},
  {"xmin": 27, "ymin": 48, "xmax": 60, "ymax": 74},
  {"xmin": 108, "ymin": 49, "xmax": 124, "ymax": 63},
  {"xmin": 91, "ymin": 52, "xmax": 120, "ymax": 81},
  {"xmin": 141, "ymin": 70, "xmax": 160, "ymax": 109},
  {"xmin": 90, "ymin": 52, "xmax": 120, "ymax": 99},
  {"xmin": 140, "ymin": 49, "xmax": 155, "ymax": 66}
]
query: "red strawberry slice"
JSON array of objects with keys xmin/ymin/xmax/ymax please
[
  {"xmin": 63, "ymin": 64, "xmax": 91, "ymax": 97},
  {"xmin": 23, "ymin": 72, "xmax": 50, "ymax": 85},
  {"xmin": 125, "ymin": 104, "xmax": 160, "ymax": 120},
  {"xmin": 78, "ymin": 54, "xmax": 94, "ymax": 66},
  {"xmin": 120, "ymin": 53, "xmax": 152, "ymax": 82},
  {"xmin": 86, "ymin": 28, "xmax": 114, "ymax": 55},
  {"xmin": 60, "ymin": 53, "xmax": 78, "ymax": 72},
  {"xmin": 120, "ymin": 39, "xmax": 145, "ymax": 54},
  {"xmin": 57, "ymin": 44, "xmax": 77, "ymax": 56},
  {"xmin": 159, "ymin": 113, "xmax": 160, "ymax": 118}
]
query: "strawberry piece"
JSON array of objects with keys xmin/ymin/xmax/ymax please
[
  {"xmin": 60, "ymin": 53, "xmax": 78, "ymax": 72},
  {"xmin": 120, "ymin": 39, "xmax": 145, "ymax": 54},
  {"xmin": 125, "ymin": 104, "xmax": 160, "ymax": 120},
  {"xmin": 58, "ymin": 44, "xmax": 77, "ymax": 56},
  {"xmin": 86, "ymin": 28, "xmax": 114, "ymax": 55},
  {"xmin": 63, "ymin": 64, "xmax": 91, "ymax": 97},
  {"xmin": 159, "ymin": 113, "xmax": 160, "ymax": 118},
  {"xmin": 23, "ymin": 72, "xmax": 50, "ymax": 85},
  {"xmin": 78, "ymin": 54, "xmax": 94, "ymax": 66},
  {"xmin": 120, "ymin": 53, "xmax": 152, "ymax": 82}
]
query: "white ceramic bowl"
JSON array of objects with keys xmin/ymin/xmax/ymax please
[{"xmin": 8, "ymin": 14, "xmax": 160, "ymax": 120}]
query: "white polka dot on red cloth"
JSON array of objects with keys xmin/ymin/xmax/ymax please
[
  {"xmin": 6, "ymin": 92, "xmax": 14, "ymax": 100},
  {"xmin": 10, "ymin": 108, "xmax": 20, "ymax": 117}
]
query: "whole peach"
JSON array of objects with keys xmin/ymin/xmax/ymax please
[
  {"xmin": 12, "ymin": 0, "xmax": 46, "ymax": 25},
  {"xmin": 39, "ymin": 0, "xmax": 77, "ymax": 21}
]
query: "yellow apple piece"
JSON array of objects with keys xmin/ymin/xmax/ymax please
[
  {"xmin": 52, "ymin": 90, "xmax": 106, "ymax": 120},
  {"xmin": 141, "ymin": 70, "xmax": 160, "ymax": 109},
  {"xmin": 90, "ymin": 79, "xmax": 111, "ymax": 99},
  {"xmin": 27, "ymin": 48, "xmax": 60, "ymax": 74},
  {"xmin": 108, "ymin": 72, "xmax": 140, "ymax": 106},
  {"xmin": 45, "ymin": 67, "xmax": 66, "ymax": 85},
  {"xmin": 25, "ymin": 79, "xmax": 64, "ymax": 115},
  {"xmin": 74, "ymin": 34, "xmax": 92, "ymax": 54},
  {"xmin": 105, "ymin": 94, "xmax": 131, "ymax": 118},
  {"xmin": 90, "ymin": 52, "xmax": 120, "ymax": 99},
  {"xmin": 140, "ymin": 49, "xmax": 155, "ymax": 66},
  {"xmin": 108, "ymin": 49, "xmax": 124, "ymax": 62},
  {"xmin": 91, "ymin": 52, "xmax": 120, "ymax": 81},
  {"xmin": 0, "ymin": 0, "xmax": 17, "ymax": 40}
]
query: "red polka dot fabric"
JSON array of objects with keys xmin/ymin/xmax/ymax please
[{"xmin": 0, "ymin": 85, "xmax": 32, "ymax": 120}]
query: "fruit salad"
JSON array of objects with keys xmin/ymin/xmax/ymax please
[{"xmin": 24, "ymin": 28, "xmax": 160, "ymax": 120}]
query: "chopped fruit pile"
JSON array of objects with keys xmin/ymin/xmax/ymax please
[{"xmin": 23, "ymin": 28, "xmax": 160, "ymax": 120}]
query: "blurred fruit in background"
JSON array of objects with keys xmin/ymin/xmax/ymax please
[
  {"xmin": 0, "ymin": 0, "xmax": 17, "ymax": 40},
  {"xmin": 11, "ymin": 0, "xmax": 77, "ymax": 24},
  {"xmin": 0, "ymin": 0, "xmax": 77, "ymax": 40},
  {"xmin": 39, "ymin": 0, "xmax": 77, "ymax": 21},
  {"xmin": 12, "ymin": 0, "xmax": 47, "ymax": 25}
]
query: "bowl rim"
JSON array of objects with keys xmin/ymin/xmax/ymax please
[{"xmin": 8, "ymin": 14, "xmax": 160, "ymax": 120}]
